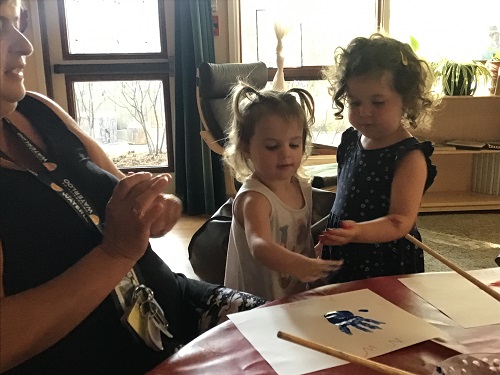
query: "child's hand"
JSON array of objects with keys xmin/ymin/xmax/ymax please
[
  {"xmin": 319, "ymin": 220, "xmax": 358, "ymax": 246},
  {"xmin": 295, "ymin": 258, "xmax": 343, "ymax": 283}
]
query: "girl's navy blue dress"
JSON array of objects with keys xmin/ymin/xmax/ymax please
[
  {"xmin": 324, "ymin": 127, "xmax": 437, "ymax": 283},
  {"xmin": 0, "ymin": 95, "xmax": 219, "ymax": 374}
]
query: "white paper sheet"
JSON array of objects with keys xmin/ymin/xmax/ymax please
[
  {"xmin": 399, "ymin": 268, "xmax": 500, "ymax": 328},
  {"xmin": 229, "ymin": 289, "xmax": 442, "ymax": 375}
]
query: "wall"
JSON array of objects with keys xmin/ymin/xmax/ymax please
[
  {"xmin": 213, "ymin": 0, "xmax": 230, "ymax": 63},
  {"xmin": 23, "ymin": 0, "xmax": 46, "ymax": 95}
]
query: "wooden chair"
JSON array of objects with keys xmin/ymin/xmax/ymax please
[{"xmin": 196, "ymin": 61, "xmax": 269, "ymax": 196}]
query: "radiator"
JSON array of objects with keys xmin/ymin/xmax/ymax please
[{"xmin": 472, "ymin": 153, "xmax": 500, "ymax": 195}]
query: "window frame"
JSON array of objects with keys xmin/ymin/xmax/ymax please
[
  {"xmin": 237, "ymin": 0, "xmax": 384, "ymax": 82},
  {"xmin": 39, "ymin": 0, "xmax": 174, "ymax": 173},
  {"xmin": 64, "ymin": 72, "xmax": 174, "ymax": 173},
  {"xmin": 57, "ymin": 0, "xmax": 168, "ymax": 60}
]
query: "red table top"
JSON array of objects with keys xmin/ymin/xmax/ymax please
[{"xmin": 148, "ymin": 270, "xmax": 500, "ymax": 375}]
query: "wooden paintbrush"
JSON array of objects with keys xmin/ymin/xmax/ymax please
[
  {"xmin": 405, "ymin": 234, "xmax": 500, "ymax": 303},
  {"xmin": 277, "ymin": 331, "xmax": 418, "ymax": 375}
]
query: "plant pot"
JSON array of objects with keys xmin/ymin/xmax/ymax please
[
  {"xmin": 436, "ymin": 61, "xmax": 491, "ymax": 96},
  {"xmin": 443, "ymin": 69, "xmax": 476, "ymax": 95},
  {"xmin": 485, "ymin": 60, "xmax": 500, "ymax": 95}
]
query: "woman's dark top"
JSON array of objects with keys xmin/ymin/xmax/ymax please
[
  {"xmin": 324, "ymin": 127, "xmax": 437, "ymax": 283},
  {"xmin": 0, "ymin": 94, "xmax": 217, "ymax": 374}
]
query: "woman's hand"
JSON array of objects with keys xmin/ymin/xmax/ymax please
[
  {"xmin": 319, "ymin": 220, "xmax": 358, "ymax": 246},
  {"xmin": 128, "ymin": 173, "xmax": 182, "ymax": 237},
  {"xmin": 148, "ymin": 186, "xmax": 182, "ymax": 237},
  {"xmin": 100, "ymin": 173, "xmax": 168, "ymax": 262},
  {"xmin": 148, "ymin": 193, "xmax": 182, "ymax": 237}
]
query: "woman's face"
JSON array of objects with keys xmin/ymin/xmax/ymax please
[{"xmin": 0, "ymin": 0, "xmax": 33, "ymax": 117}]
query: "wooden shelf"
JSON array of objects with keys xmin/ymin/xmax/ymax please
[
  {"xmin": 307, "ymin": 96, "xmax": 500, "ymax": 213},
  {"xmin": 434, "ymin": 148, "xmax": 500, "ymax": 155},
  {"xmin": 413, "ymin": 96, "xmax": 500, "ymax": 212},
  {"xmin": 305, "ymin": 154, "xmax": 336, "ymax": 166},
  {"xmin": 420, "ymin": 191, "xmax": 500, "ymax": 212}
]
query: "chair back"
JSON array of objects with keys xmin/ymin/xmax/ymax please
[{"xmin": 196, "ymin": 62, "xmax": 268, "ymax": 151}]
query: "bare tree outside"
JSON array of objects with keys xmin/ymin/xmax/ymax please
[
  {"xmin": 74, "ymin": 82, "xmax": 106, "ymax": 139},
  {"xmin": 73, "ymin": 80, "xmax": 169, "ymax": 168}
]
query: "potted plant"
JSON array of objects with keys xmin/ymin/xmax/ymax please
[
  {"xmin": 433, "ymin": 59, "xmax": 491, "ymax": 96},
  {"xmin": 485, "ymin": 50, "xmax": 500, "ymax": 95}
]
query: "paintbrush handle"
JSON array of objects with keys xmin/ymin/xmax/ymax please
[
  {"xmin": 405, "ymin": 234, "xmax": 500, "ymax": 303},
  {"xmin": 277, "ymin": 331, "xmax": 417, "ymax": 375}
]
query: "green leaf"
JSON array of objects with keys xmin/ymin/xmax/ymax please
[{"xmin": 409, "ymin": 36, "xmax": 420, "ymax": 53}]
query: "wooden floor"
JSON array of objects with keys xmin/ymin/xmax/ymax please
[{"xmin": 149, "ymin": 214, "xmax": 208, "ymax": 280}]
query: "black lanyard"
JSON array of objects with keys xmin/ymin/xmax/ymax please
[
  {"xmin": 0, "ymin": 118, "xmax": 104, "ymax": 234},
  {"xmin": 1, "ymin": 118, "xmax": 173, "ymax": 344}
]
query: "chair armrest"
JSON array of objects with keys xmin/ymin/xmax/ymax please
[{"xmin": 200, "ymin": 130, "xmax": 225, "ymax": 155}]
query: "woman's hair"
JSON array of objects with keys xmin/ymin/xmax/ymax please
[
  {"xmin": 223, "ymin": 82, "xmax": 315, "ymax": 183},
  {"xmin": 323, "ymin": 33, "xmax": 439, "ymax": 130}
]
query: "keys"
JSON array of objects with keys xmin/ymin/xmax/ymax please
[
  {"xmin": 122, "ymin": 284, "xmax": 173, "ymax": 351},
  {"xmin": 141, "ymin": 298, "xmax": 174, "ymax": 339}
]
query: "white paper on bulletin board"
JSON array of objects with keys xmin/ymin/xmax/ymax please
[{"xmin": 229, "ymin": 289, "xmax": 442, "ymax": 375}]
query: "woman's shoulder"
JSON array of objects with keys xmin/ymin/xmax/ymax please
[{"xmin": 24, "ymin": 92, "xmax": 78, "ymax": 127}]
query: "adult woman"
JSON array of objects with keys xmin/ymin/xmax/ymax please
[{"xmin": 0, "ymin": 1, "xmax": 264, "ymax": 373}]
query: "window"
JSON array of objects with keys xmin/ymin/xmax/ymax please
[
  {"xmin": 389, "ymin": 0, "xmax": 500, "ymax": 62},
  {"xmin": 60, "ymin": 0, "xmax": 165, "ymax": 58},
  {"xmin": 67, "ymin": 77, "xmax": 172, "ymax": 169},
  {"xmin": 41, "ymin": 0, "xmax": 173, "ymax": 171},
  {"xmin": 240, "ymin": 0, "xmax": 376, "ymax": 68},
  {"xmin": 239, "ymin": 0, "xmax": 500, "ymax": 147}
]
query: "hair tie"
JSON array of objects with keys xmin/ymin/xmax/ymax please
[{"xmin": 400, "ymin": 51, "xmax": 408, "ymax": 66}]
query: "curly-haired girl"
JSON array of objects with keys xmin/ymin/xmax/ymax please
[{"xmin": 319, "ymin": 34, "xmax": 439, "ymax": 283}]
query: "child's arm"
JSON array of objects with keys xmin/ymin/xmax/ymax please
[
  {"xmin": 321, "ymin": 150, "xmax": 427, "ymax": 245},
  {"xmin": 235, "ymin": 191, "xmax": 342, "ymax": 283}
]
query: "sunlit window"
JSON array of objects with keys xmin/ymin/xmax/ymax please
[
  {"xmin": 389, "ymin": 0, "xmax": 500, "ymax": 62},
  {"xmin": 241, "ymin": 0, "xmax": 376, "ymax": 68},
  {"xmin": 63, "ymin": 0, "xmax": 162, "ymax": 55},
  {"xmin": 49, "ymin": 0, "xmax": 173, "ymax": 171},
  {"xmin": 241, "ymin": 0, "xmax": 376, "ymax": 146},
  {"xmin": 240, "ymin": 0, "xmax": 499, "ymax": 148}
]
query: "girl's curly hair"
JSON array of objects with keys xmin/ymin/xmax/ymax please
[
  {"xmin": 223, "ymin": 82, "xmax": 315, "ymax": 183},
  {"xmin": 322, "ymin": 33, "xmax": 439, "ymax": 130}
]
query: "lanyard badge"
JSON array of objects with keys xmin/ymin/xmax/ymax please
[{"xmin": 121, "ymin": 284, "xmax": 173, "ymax": 351}]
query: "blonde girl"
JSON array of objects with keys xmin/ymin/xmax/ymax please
[{"xmin": 223, "ymin": 83, "xmax": 343, "ymax": 301}]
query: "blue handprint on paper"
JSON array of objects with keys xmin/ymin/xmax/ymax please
[{"xmin": 324, "ymin": 310, "xmax": 385, "ymax": 335}]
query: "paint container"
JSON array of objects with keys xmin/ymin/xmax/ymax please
[{"xmin": 432, "ymin": 353, "xmax": 500, "ymax": 374}]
